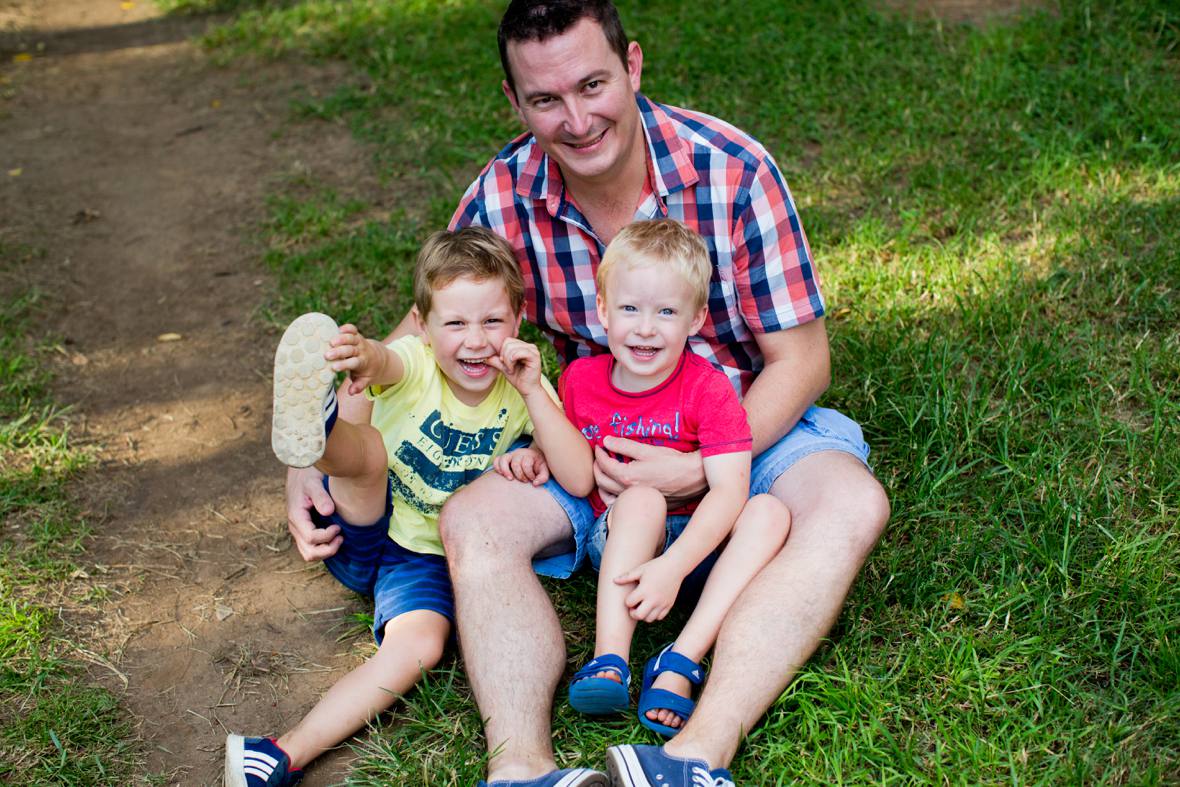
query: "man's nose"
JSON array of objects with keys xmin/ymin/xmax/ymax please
[{"xmin": 563, "ymin": 97, "xmax": 593, "ymax": 138}]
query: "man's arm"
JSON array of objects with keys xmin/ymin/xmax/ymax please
[
  {"xmin": 594, "ymin": 317, "xmax": 830, "ymax": 503},
  {"xmin": 285, "ymin": 310, "xmax": 420, "ymax": 561}
]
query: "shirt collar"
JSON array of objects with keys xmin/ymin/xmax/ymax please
[{"xmin": 514, "ymin": 93, "xmax": 700, "ymax": 217}]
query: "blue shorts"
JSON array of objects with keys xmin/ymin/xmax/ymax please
[
  {"xmin": 586, "ymin": 511, "xmax": 720, "ymax": 604},
  {"xmin": 532, "ymin": 405, "xmax": 870, "ymax": 579},
  {"xmin": 311, "ymin": 478, "xmax": 454, "ymax": 644}
]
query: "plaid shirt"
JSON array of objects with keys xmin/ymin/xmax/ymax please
[{"xmin": 450, "ymin": 94, "xmax": 824, "ymax": 395}]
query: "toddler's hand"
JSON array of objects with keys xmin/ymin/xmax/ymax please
[
  {"xmin": 614, "ymin": 555, "xmax": 684, "ymax": 623},
  {"xmin": 493, "ymin": 447, "xmax": 550, "ymax": 486},
  {"xmin": 488, "ymin": 338, "xmax": 542, "ymax": 395},
  {"xmin": 325, "ymin": 324, "xmax": 379, "ymax": 394}
]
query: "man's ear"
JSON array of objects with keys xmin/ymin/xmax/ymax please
[
  {"xmin": 502, "ymin": 79, "xmax": 525, "ymax": 125},
  {"xmin": 626, "ymin": 41, "xmax": 643, "ymax": 93},
  {"xmin": 412, "ymin": 306, "xmax": 428, "ymax": 343}
]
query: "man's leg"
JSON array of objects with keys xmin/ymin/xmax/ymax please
[
  {"xmin": 438, "ymin": 472, "xmax": 574, "ymax": 782},
  {"xmin": 664, "ymin": 451, "xmax": 889, "ymax": 768}
]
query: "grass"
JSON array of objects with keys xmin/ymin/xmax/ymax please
[
  {"xmin": 0, "ymin": 244, "xmax": 140, "ymax": 783},
  {"xmin": 162, "ymin": 0, "xmax": 1179, "ymax": 782}
]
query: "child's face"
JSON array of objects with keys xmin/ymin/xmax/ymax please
[
  {"xmin": 417, "ymin": 275, "xmax": 522, "ymax": 406},
  {"xmin": 595, "ymin": 262, "xmax": 707, "ymax": 392}
]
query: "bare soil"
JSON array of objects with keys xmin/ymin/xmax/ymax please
[
  {"xmin": 1, "ymin": 1, "xmax": 377, "ymax": 783},
  {"xmin": 0, "ymin": 0, "xmax": 1047, "ymax": 784}
]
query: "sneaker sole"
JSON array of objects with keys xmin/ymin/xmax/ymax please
[
  {"xmin": 224, "ymin": 734, "xmax": 248, "ymax": 787},
  {"xmin": 272, "ymin": 312, "xmax": 338, "ymax": 467},
  {"xmin": 605, "ymin": 747, "xmax": 649, "ymax": 787}
]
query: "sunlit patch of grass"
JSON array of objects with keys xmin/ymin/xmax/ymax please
[{"xmin": 178, "ymin": 0, "xmax": 1180, "ymax": 781}]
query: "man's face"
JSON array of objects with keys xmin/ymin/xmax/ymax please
[{"xmin": 502, "ymin": 17, "xmax": 644, "ymax": 189}]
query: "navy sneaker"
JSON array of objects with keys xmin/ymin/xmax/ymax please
[
  {"xmin": 605, "ymin": 744, "xmax": 735, "ymax": 787},
  {"xmin": 224, "ymin": 734, "xmax": 303, "ymax": 787},
  {"xmin": 476, "ymin": 767, "xmax": 608, "ymax": 787}
]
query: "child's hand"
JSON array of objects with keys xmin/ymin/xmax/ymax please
[
  {"xmin": 325, "ymin": 324, "xmax": 380, "ymax": 395},
  {"xmin": 614, "ymin": 555, "xmax": 685, "ymax": 623},
  {"xmin": 488, "ymin": 337, "xmax": 542, "ymax": 396},
  {"xmin": 492, "ymin": 447, "xmax": 550, "ymax": 485}
]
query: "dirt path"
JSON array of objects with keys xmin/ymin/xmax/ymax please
[{"xmin": 1, "ymin": 1, "xmax": 375, "ymax": 783}]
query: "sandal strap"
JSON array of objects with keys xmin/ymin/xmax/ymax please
[
  {"xmin": 637, "ymin": 686, "xmax": 696, "ymax": 719},
  {"xmin": 650, "ymin": 645, "xmax": 704, "ymax": 685},
  {"xmin": 572, "ymin": 653, "xmax": 630, "ymax": 685}
]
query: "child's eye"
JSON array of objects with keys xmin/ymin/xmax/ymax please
[
  {"xmin": 659, "ymin": 308, "xmax": 676, "ymax": 316},
  {"xmin": 621, "ymin": 305, "xmax": 637, "ymax": 313},
  {"xmin": 485, "ymin": 318, "xmax": 503, "ymax": 326}
]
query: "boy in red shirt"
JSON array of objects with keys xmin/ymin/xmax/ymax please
[{"xmin": 493, "ymin": 219, "xmax": 791, "ymax": 738}]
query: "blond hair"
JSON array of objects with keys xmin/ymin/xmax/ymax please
[
  {"xmin": 413, "ymin": 227, "xmax": 524, "ymax": 318},
  {"xmin": 596, "ymin": 220, "xmax": 711, "ymax": 310}
]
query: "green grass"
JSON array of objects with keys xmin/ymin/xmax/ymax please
[
  {"xmin": 167, "ymin": 0, "xmax": 1179, "ymax": 782},
  {"xmin": 0, "ymin": 245, "xmax": 140, "ymax": 783}
]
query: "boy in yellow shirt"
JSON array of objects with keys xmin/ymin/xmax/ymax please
[{"xmin": 225, "ymin": 227, "xmax": 593, "ymax": 787}]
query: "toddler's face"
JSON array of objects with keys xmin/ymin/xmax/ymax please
[
  {"xmin": 595, "ymin": 262, "xmax": 706, "ymax": 392},
  {"xmin": 418, "ymin": 275, "xmax": 521, "ymax": 406}
]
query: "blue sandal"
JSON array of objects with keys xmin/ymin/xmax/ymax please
[
  {"xmin": 637, "ymin": 644, "xmax": 703, "ymax": 738},
  {"xmin": 568, "ymin": 653, "xmax": 631, "ymax": 715}
]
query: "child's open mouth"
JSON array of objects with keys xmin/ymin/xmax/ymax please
[
  {"xmin": 458, "ymin": 357, "xmax": 492, "ymax": 377},
  {"xmin": 629, "ymin": 345, "xmax": 660, "ymax": 360}
]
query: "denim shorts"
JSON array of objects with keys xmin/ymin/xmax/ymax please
[
  {"xmin": 532, "ymin": 404, "xmax": 870, "ymax": 579},
  {"xmin": 311, "ymin": 478, "xmax": 454, "ymax": 644}
]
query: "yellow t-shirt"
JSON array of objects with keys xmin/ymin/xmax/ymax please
[{"xmin": 367, "ymin": 335, "xmax": 553, "ymax": 556}]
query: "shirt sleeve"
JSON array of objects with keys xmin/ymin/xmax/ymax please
[
  {"xmin": 731, "ymin": 154, "xmax": 825, "ymax": 333},
  {"xmin": 365, "ymin": 335, "xmax": 422, "ymax": 400},
  {"xmin": 692, "ymin": 367, "xmax": 753, "ymax": 458}
]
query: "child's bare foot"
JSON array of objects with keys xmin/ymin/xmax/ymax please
[
  {"xmin": 568, "ymin": 653, "xmax": 631, "ymax": 715},
  {"xmin": 644, "ymin": 671, "xmax": 693, "ymax": 728}
]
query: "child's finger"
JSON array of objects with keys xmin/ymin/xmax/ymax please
[{"xmin": 531, "ymin": 462, "xmax": 550, "ymax": 485}]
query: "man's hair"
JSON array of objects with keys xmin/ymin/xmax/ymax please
[
  {"xmin": 413, "ymin": 226, "xmax": 524, "ymax": 318},
  {"xmin": 596, "ymin": 220, "xmax": 712, "ymax": 310},
  {"xmin": 498, "ymin": 0, "xmax": 629, "ymax": 96}
]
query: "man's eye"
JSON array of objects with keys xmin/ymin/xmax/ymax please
[{"xmin": 585, "ymin": 80, "xmax": 601, "ymax": 91}]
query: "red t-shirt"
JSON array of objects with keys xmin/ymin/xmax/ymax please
[{"xmin": 559, "ymin": 351, "xmax": 752, "ymax": 516}]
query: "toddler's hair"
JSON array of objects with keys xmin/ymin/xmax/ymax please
[
  {"xmin": 414, "ymin": 227, "xmax": 524, "ymax": 318},
  {"xmin": 596, "ymin": 219, "xmax": 711, "ymax": 310}
]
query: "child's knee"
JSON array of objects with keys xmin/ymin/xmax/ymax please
[
  {"xmin": 378, "ymin": 611, "xmax": 449, "ymax": 670},
  {"xmin": 613, "ymin": 485, "xmax": 666, "ymax": 518},
  {"xmin": 738, "ymin": 494, "xmax": 792, "ymax": 542}
]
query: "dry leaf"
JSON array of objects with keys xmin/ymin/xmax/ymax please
[
  {"xmin": 120, "ymin": 1, "xmax": 135, "ymax": 9},
  {"xmin": 12, "ymin": 53, "xmax": 32, "ymax": 63},
  {"xmin": 73, "ymin": 208, "xmax": 102, "ymax": 224},
  {"xmin": 215, "ymin": 604, "xmax": 234, "ymax": 621},
  {"xmin": 157, "ymin": 332, "xmax": 183, "ymax": 343},
  {"xmin": 210, "ymin": 98, "xmax": 222, "ymax": 109},
  {"xmin": 942, "ymin": 592, "xmax": 966, "ymax": 610},
  {"xmin": 7, "ymin": 168, "xmax": 21, "ymax": 177}
]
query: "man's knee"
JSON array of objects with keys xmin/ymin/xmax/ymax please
[
  {"xmin": 438, "ymin": 474, "xmax": 571, "ymax": 570},
  {"xmin": 773, "ymin": 455, "xmax": 890, "ymax": 556}
]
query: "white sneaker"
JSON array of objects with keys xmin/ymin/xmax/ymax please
[{"xmin": 271, "ymin": 312, "xmax": 339, "ymax": 467}]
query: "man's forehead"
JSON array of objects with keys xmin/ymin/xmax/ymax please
[{"xmin": 505, "ymin": 17, "xmax": 621, "ymax": 89}]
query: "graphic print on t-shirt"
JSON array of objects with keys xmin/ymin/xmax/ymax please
[{"xmin": 388, "ymin": 407, "xmax": 508, "ymax": 516}]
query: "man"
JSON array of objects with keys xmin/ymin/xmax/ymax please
[{"xmin": 286, "ymin": 2, "xmax": 889, "ymax": 785}]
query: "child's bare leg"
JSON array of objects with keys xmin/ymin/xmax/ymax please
[
  {"xmin": 310, "ymin": 418, "xmax": 389, "ymax": 526},
  {"xmin": 276, "ymin": 610, "xmax": 449, "ymax": 769},
  {"xmin": 647, "ymin": 494, "xmax": 790, "ymax": 728},
  {"xmin": 592, "ymin": 485, "xmax": 667, "ymax": 677}
]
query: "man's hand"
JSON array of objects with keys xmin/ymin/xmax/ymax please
[
  {"xmin": 325, "ymin": 324, "xmax": 383, "ymax": 395},
  {"xmin": 492, "ymin": 447, "xmax": 551, "ymax": 486},
  {"xmin": 487, "ymin": 338, "xmax": 543, "ymax": 397},
  {"xmin": 286, "ymin": 466, "xmax": 342, "ymax": 562},
  {"xmin": 593, "ymin": 438, "xmax": 707, "ymax": 506},
  {"xmin": 614, "ymin": 555, "xmax": 686, "ymax": 622}
]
